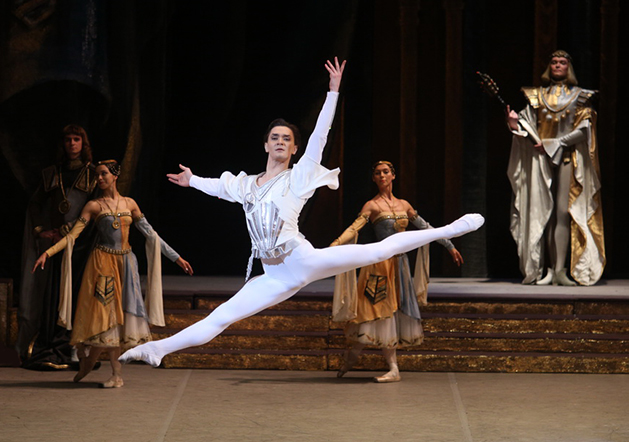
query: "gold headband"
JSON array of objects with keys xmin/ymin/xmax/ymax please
[
  {"xmin": 372, "ymin": 160, "xmax": 396, "ymax": 175},
  {"xmin": 550, "ymin": 50, "xmax": 572, "ymax": 61},
  {"xmin": 97, "ymin": 160, "xmax": 121, "ymax": 176}
]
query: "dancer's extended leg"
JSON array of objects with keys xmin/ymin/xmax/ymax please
[
  {"xmin": 295, "ymin": 213, "xmax": 484, "ymax": 282},
  {"xmin": 119, "ymin": 274, "xmax": 302, "ymax": 366},
  {"xmin": 120, "ymin": 213, "xmax": 483, "ymax": 367}
]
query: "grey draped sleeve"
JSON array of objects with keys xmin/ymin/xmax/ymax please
[
  {"xmin": 134, "ymin": 215, "xmax": 180, "ymax": 262},
  {"xmin": 410, "ymin": 212, "xmax": 455, "ymax": 250}
]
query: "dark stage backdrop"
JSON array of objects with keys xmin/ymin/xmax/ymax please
[{"xmin": 1, "ymin": 0, "xmax": 627, "ymax": 299}]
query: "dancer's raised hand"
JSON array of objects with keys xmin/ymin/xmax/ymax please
[{"xmin": 325, "ymin": 57, "xmax": 346, "ymax": 93}]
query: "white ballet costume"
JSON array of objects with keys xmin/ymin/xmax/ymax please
[{"xmin": 119, "ymin": 91, "xmax": 484, "ymax": 367}]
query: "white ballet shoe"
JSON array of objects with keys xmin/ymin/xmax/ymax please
[
  {"xmin": 552, "ymin": 268, "xmax": 577, "ymax": 286},
  {"xmin": 448, "ymin": 214, "xmax": 485, "ymax": 238},
  {"xmin": 535, "ymin": 268, "xmax": 554, "ymax": 285},
  {"xmin": 100, "ymin": 376, "xmax": 124, "ymax": 388},
  {"xmin": 373, "ymin": 370, "xmax": 401, "ymax": 383},
  {"xmin": 118, "ymin": 343, "xmax": 163, "ymax": 367}
]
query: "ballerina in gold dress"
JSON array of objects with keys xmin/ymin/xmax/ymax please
[
  {"xmin": 33, "ymin": 160, "xmax": 193, "ymax": 388},
  {"xmin": 331, "ymin": 161, "xmax": 464, "ymax": 382}
]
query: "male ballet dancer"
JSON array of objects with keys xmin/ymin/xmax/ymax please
[{"xmin": 119, "ymin": 58, "xmax": 484, "ymax": 367}]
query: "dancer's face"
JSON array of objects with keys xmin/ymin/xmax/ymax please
[
  {"xmin": 96, "ymin": 165, "xmax": 118, "ymax": 190},
  {"xmin": 64, "ymin": 134, "xmax": 83, "ymax": 160},
  {"xmin": 372, "ymin": 164, "xmax": 395, "ymax": 189},
  {"xmin": 264, "ymin": 126, "xmax": 297, "ymax": 162},
  {"xmin": 549, "ymin": 56, "xmax": 569, "ymax": 81}
]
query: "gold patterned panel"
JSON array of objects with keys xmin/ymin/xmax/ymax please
[
  {"xmin": 364, "ymin": 275, "xmax": 388, "ymax": 305},
  {"xmin": 94, "ymin": 275, "xmax": 115, "ymax": 306}
]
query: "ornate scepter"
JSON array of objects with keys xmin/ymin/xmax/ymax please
[
  {"xmin": 476, "ymin": 71, "xmax": 507, "ymax": 110},
  {"xmin": 476, "ymin": 71, "xmax": 541, "ymax": 145}
]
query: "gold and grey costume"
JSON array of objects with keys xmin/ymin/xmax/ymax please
[
  {"xmin": 332, "ymin": 211, "xmax": 454, "ymax": 348},
  {"xmin": 508, "ymin": 82, "xmax": 605, "ymax": 285}
]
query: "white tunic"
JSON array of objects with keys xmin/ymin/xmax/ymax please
[{"xmin": 189, "ymin": 92, "xmax": 340, "ymax": 277}]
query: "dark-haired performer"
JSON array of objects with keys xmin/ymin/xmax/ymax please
[
  {"xmin": 18, "ymin": 125, "xmax": 98, "ymax": 370},
  {"xmin": 506, "ymin": 50, "xmax": 604, "ymax": 286},
  {"xmin": 33, "ymin": 160, "xmax": 192, "ymax": 387},
  {"xmin": 119, "ymin": 58, "xmax": 484, "ymax": 368},
  {"xmin": 331, "ymin": 160, "xmax": 464, "ymax": 383}
]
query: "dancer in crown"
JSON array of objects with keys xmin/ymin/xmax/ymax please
[{"xmin": 506, "ymin": 50, "xmax": 604, "ymax": 286}]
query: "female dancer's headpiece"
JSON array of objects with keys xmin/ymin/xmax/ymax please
[
  {"xmin": 372, "ymin": 160, "xmax": 396, "ymax": 175},
  {"xmin": 98, "ymin": 159, "xmax": 121, "ymax": 176}
]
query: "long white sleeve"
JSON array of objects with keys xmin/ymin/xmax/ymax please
[
  {"xmin": 189, "ymin": 175, "xmax": 221, "ymax": 197},
  {"xmin": 189, "ymin": 171, "xmax": 248, "ymax": 204},
  {"xmin": 304, "ymin": 91, "xmax": 339, "ymax": 164}
]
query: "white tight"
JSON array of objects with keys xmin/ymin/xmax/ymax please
[
  {"xmin": 548, "ymin": 160, "xmax": 573, "ymax": 272},
  {"xmin": 120, "ymin": 214, "xmax": 483, "ymax": 366}
]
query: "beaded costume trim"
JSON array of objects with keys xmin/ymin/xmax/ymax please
[{"xmin": 95, "ymin": 244, "xmax": 132, "ymax": 255}]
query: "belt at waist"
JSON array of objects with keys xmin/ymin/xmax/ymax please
[
  {"xmin": 95, "ymin": 244, "xmax": 132, "ymax": 255},
  {"xmin": 245, "ymin": 234, "xmax": 305, "ymax": 281},
  {"xmin": 252, "ymin": 234, "xmax": 305, "ymax": 259}
]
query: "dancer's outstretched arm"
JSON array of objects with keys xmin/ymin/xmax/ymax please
[
  {"xmin": 166, "ymin": 164, "xmax": 193, "ymax": 188},
  {"xmin": 303, "ymin": 57, "xmax": 346, "ymax": 164},
  {"xmin": 167, "ymin": 162, "xmax": 244, "ymax": 203}
]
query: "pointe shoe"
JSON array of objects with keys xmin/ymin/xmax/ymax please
[
  {"xmin": 373, "ymin": 371, "xmax": 401, "ymax": 383},
  {"xmin": 100, "ymin": 377, "xmax": 124, "ymax": 388},
  {"xmin": 552, "ymin": 268, "xmax": 577, "ymax": 286},
  {"xmin": 118, "ymin": 343, "xmax": 162, "ymax": 367},
  {"xmin": 449, "ymin": 214, "xmax": 485, "ymax": 238},
  {"xmin": 535, "ymin": 268, "xmax": 554, "ymax": 285}
]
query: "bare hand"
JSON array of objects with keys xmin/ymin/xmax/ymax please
[
  {"xmin": 167, "ymin": 164, "xmax": 193, "ymax": 187},
  {"xmin": 32, "ymin": 252, "xmax": 49, "ymax": 273},
  {"xmin": 505, "ymin": 105, "xmax": 519, "ymax": 131},
  {"xmin": 325, "ymin": 57, "xmax": 346, "ymax": 93},
  {"xmin": 532, "ymin": 142, "xmax": 545, "ymax": 154},
  {"xmin": 449, "ymin": 248, "xmax": 464, "ymax": 267},
  {"xmin": 176, "ymin": 257, "xmax": 194, "ymax": 275}
]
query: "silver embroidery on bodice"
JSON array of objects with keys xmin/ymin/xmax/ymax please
[
  {"xmin": 245, "ymin": 200, "xmax": 285, "ymax": 258},
  {"xmin": 242, "ymin": 170, "xmax": 303, "ymax": 280}
]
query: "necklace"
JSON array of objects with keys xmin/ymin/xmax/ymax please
[
  {"xmin": 102, "ymin": 195, "xmax": 122, "ymax": 229},
  {"xmin": 378, "ymin": 195, "xmax": 404, "ymax": 232},
  {"xmin": 57, "ymin": 170, "xmax": 74, "ymax": 214},
  {"xmin": 57, "ymin": 163, "xmax": 88, "ymax": 214}
]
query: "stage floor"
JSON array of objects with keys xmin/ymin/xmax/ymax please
[
  {"xmin": 1, "ymin": 364, "xmax": 628, "ymax": 442},
  {"xmin": 160, "ymin": 275, "xmax": 629, "ymax": 300},
  {"xmin": 2, "ymin": 277, "xmax": 628, "ymax": 441}
]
